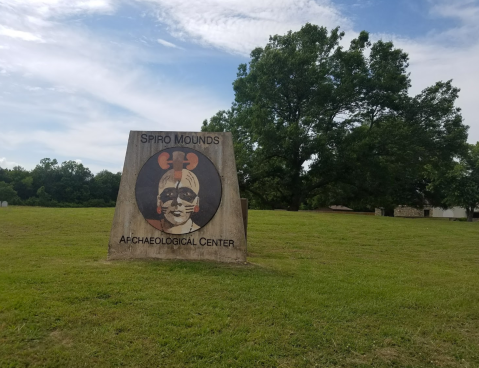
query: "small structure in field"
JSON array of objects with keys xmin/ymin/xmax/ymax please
[
  {"xmin": 375, "ymin": 205, "xmax": 479, "ymax": 220},
  {"xmin": 394, "ymin": 205, "xmax": 434, "ymax": 218},
  {"xmin": 433, "ymin": 207, "xmax": 479, "ymax": 220},
  {"xmin": 315, "ymin": 205, "xmax": 353, "ymax": 212},
  {"xmin": 329, "ymin": 205, "xmax": 353, "ymax": 211},
  {"xmin": 1, "ymin": 201, "xmax": 8, "ymax": 207}
]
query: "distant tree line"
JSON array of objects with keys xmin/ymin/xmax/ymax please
[{"xmin": 0, "ymin": 158, "xmax": 121, "ymax": 207}]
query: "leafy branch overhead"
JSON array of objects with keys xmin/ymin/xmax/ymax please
[{"xmin": 203, "ymin": 23, "xmax": 468, "ymax": 211}]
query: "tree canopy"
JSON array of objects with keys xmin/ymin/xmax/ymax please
[{"xmin": 202, "ymin": 23, "xmax": 468, "ymax": 211}]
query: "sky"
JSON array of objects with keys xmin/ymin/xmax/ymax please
[{"xmin": 0, "ymin": 0, "xmax": 478, "ymax": 174}]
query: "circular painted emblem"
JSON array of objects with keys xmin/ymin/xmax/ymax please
[{"xmin": 135, "ymin": 147, "xmax": 222, "ymax": 235}]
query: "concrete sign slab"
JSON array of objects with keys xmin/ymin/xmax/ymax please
[
  {"xmin": 108, "ymin": 131, "xmax": 247, "ymax": 263},
  {"xmin": 1, "ymin": 201, "xmax": 7, "ymax": 207}
]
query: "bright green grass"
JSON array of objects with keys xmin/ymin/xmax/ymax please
[{"xmin": 1, "ymin": 207, "xmax": 478, "ymax": 367}]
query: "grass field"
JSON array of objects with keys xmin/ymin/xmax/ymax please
[{"xmin": 1, "ymin": 207, "xmax": 478, "ymax": 367}]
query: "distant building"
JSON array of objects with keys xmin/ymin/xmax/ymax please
[
  {"xmin": 394, "ymin": 205, "xmax": 434, "ymax": 218},
  {"xmin": 329, "ymin": 205, "xmax": 353, "ymax": 211},
  {"xmin": 315, "ymin": 205, "xmax": 353, "ymax": 212},
  {"xmin": 375, "ymin": 206, "xmax": 479, "ymax": 219},
  {"xmin": 431, "ymin": 207, "xmax": 479, "ymax": 219}
]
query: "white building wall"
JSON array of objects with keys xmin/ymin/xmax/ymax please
[
  {"xmin": 432, "ymin": 206, "xmax": 476, "ymax": 218},
  {"xmin": 432, "ymin": 207, "xmax": 444, "ymax": 217}
]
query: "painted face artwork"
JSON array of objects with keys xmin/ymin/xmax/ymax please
[
  {"xmin": 135, "ymin": 148, "xmax": 222, "ymax": 235},
  {"xmin": 157, "ymin": 168, "xmax": 200, "ymax": 233}
]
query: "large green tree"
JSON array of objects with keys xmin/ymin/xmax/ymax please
[
  {"xmin": 6, "ymin": 166, "xmax": 34, "ymax": 200},
  {"xmin": 337, "ymin": 80, "xmax": 468, "ymax": 211},
  {"xmin": 202, "ymin": 24, "xmax": 468, "ymax": 210},
  {"xmin": 55, "ymin": 160, "xmax": 93, "ymax": 204},
  {"xmin": 428, "ymin": 142, "xmax": 479, "ymax": 222},
  {"xmin": 31, "ymin": 158, "xmax": 60, "ymax": 200},
  {"xmin": 90, "ymin": 170, "xmax": 121, "ymax": 205},
  {"xmin": 0, "ymin": 181, "xmax": 19, "ymax": 203}
]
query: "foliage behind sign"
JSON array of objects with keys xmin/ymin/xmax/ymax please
[{"xmin": 202, "ymin": 23, "xmax": 468, "ymax": 211}]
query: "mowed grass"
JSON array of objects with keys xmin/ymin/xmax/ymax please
[{"xmin": 0, "ymin": 207, "xmax": 478, "ymax": 368}]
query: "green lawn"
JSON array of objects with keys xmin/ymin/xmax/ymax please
[{"xmin": 1, "ymin": 207, "xmax": 478, "ymax": 367}]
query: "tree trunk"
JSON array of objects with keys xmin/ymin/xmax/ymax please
[
  {"xmin": 466, "ymin": 207, "xmax": 474, "ymax": 222},
  {"xmin": 287, "ymin": 161, "xmax": 302, "ymax": 211},
  {"xmin": 287, "ymin": 193, "xmax": 301, "ymax": 211}
]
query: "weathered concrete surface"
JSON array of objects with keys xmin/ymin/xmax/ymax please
[
  {"xmin": 394, "ymin": 205, "xmax": 433, "ymax": 218},
  {"xmin": 108, "ymin": 131, "xmax": 247, "ymax": 263}
]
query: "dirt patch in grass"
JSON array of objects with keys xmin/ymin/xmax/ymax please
[{"xmin": 50, "ymin": 330, "xmax": 73, "ymax": 347}]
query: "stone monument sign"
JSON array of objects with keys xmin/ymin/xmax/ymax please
[
  {"xmin": 108, "ymin": 131, "xmax": 247, "ymax": 263},
  {"xmin": 1, "ymin": 201, "xmax": 7, "ymax": 207}
]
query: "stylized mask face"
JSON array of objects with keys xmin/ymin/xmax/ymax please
[{"xmin": 157, "ymin": 169, "xmax": 199, "ymax": 226}]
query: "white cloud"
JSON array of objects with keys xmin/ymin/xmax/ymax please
[
  {"xmin": 1, "ymin": 0, "xmax": 115, "ymax": 19},
  {"xmin": 0, "ymin": 157, "xmax": 20, "ymax": 169},
  {"xmin": 0, "ymin": 2, "xmax": 220, "ymax": 123},
  {"xmin": 141, "ymin": 0, "xmax": 350, "ymax": 55},
  {"xmin": 0, "ymin": 0, "xmax": 223, "ymax": 172},
  {"xmin": 0, "ymin": 26, "xmax": 44, "ymax": 42},
  {"xmin": 429, "ymin": 0, "xmax": 479, "ymax": 25},
  {"xmin": 157, "ymin": 38, "xmax": 182, "ymax": 49}
]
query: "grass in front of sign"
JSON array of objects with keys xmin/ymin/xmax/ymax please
[{"xmin": 1, "ymin": 207, "xmax": 478, "ymax": 367}]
